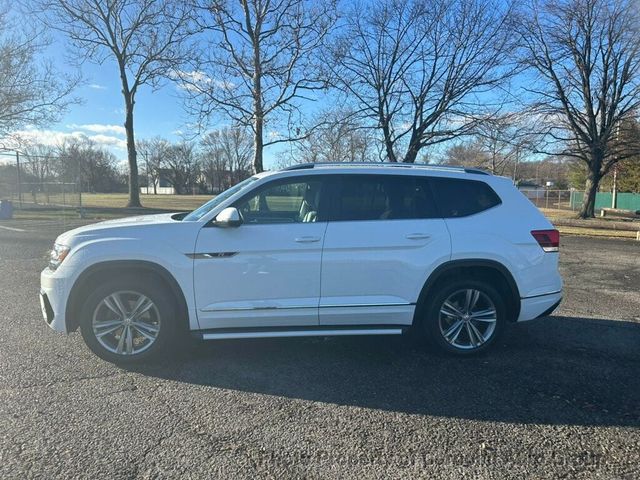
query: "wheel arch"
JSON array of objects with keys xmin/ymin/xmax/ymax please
[
  {"xmin": 65, "ymin": 260, "xmax": 190, "ymax": 333},
  {"xmin": 414, "ymin": 259, "xmax": 521, "ymax": 324}
]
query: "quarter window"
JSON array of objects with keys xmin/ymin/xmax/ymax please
[
  {"xmin": 332, "ymin": 175, "xmax": 437, "ymax": 221},
  {"xmin": 429, "ymin": 177, "xmax": 501, "ymax": 217}
]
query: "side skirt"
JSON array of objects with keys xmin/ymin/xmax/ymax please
[{"xmin": 193, "ymin": 325, "xmax": 406, "ymax": 341}]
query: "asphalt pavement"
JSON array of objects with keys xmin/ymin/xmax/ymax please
[{"xmin": 0, "ymin": 220, "xmax": 639, "ymax": 479}]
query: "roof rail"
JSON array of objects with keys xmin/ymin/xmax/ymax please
[
  {"xmin": 462, "ymin": 168, "xmax": 490, "ymax": 176},
  {"xmin": 281, "ymin": 162, "xmax": 491, "ymax": 175},
  {"xmin": 282, "ymin": 163, "xmax": 316, "ymax": 170}
]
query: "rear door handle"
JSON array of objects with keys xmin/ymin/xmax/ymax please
[
  {"xmin": 405, "ymin": 233, "xmax": 431, "ymax": 240},
  {"xmin": 295, "ymin": 236, "xmax": 321, "ymax": 243}
]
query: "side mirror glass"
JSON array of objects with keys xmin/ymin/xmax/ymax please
[{"xmin": 214, "ymin": 207, "xmax": 242, "ymax": 227}]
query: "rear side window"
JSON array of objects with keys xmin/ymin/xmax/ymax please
[
  {"xmin": 429, "ymin": 177, "xmax": 501, "ymax": 218},
  {"xmin": 332, "ymin": 175, "xmax": 437, "ymax": 221}
]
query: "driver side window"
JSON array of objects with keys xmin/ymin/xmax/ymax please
[{"xmin": 236, "ymin": 178, "xmax": 324, "ymax": 224}]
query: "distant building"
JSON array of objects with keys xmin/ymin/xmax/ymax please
[{"xmin": 517, "ymin": 180, "xmax": 545, "ymax": 200}]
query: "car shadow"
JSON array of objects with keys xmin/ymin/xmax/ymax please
[{"xmin": 131, "ymin": 315, "xmax": 640, "ymax": 427}]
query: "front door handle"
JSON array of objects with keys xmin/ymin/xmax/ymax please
[
  {"xmin": 406, "ymin": 233, "xmax": 431, "ymax": 240},
  {"xmin": 295, "ymin": 236, "xmax": 321, "ymax": 243}
]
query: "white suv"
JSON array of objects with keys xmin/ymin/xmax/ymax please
[{"xmin": 40, "ymin": 163, "xmax": 562, "ymax": 363}]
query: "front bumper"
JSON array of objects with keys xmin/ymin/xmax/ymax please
[
  {"xmin": 40, "ymin": 267, "xmax": 70, "ymax": 333},
  {"xmin": 517, "ymin": 290, "xmax": 563, "ymax": 322}
]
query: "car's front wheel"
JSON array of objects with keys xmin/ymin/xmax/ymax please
[
  {"xmin": 79, "ymin": 275, "xmax": 176, "ymax": 364},
  {"xmin": 421, "ymin": 279, "xmax": 506, "ymax": 355}
]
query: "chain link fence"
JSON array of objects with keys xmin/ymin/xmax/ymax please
[
  {"xmin": 0, "ymin": 181, "xmax": 81, "ymax": 208},
  {"xmin": 1, "ymin": 152, "xmax": 82, "ymax": 211},
  {"xmin": 519, "ymin": 189, "xmax": 581, "ymax": 212},
  {"xmin": 520, "ymin": 188, "xmax": 640, "ymax": 213}
]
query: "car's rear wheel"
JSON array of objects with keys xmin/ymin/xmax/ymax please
[
  {"xmin": 421, "ymin": 279, "xmax": 506, "ymax": 355},
  {"xmin": 79, "ymin": 276, "xmax": 176, "ymax": 364}
]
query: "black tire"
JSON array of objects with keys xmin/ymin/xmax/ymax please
[
  {"xmin": 419, "ymin": 278, "xmax": 506, "ymax": 356},
  {"xmin": 79, "ymin": 274, "xmax": 177, "ymax": 364}
]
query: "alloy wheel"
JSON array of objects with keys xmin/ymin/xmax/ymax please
[
  {"xmin": 91, "ymin": 291, "xmax": 161, "ymax": 356},
  {"xmin": 438, "ymin": 288, "xmax": 497, "ymax": 350}
]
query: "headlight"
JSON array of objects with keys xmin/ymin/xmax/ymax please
[{"xmin": 49, "ymin": 243, "xmax": 70, "ymax": 271}]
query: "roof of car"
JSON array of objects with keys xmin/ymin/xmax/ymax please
[{"xmin": 280, "ymin": 162, "xmax": 491, "ymax": 176}]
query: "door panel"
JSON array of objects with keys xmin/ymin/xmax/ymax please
[
  {"xmin": 319, "ymin": 218, "xmax": 451, "ymax": 326},
  {"xmin": 194, "ymin": 223, "xmax": 327, "ymax": 329},
  {"xmin": 318, "ymin": 173, "xmax": 451, "ymax": 326},
  {"xmin": 194, "ymin": 175, "xmax": 329, "ymax": 330}
]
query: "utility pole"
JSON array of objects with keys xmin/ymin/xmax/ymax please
[
  {"xmin": 144, "ymin": 151, "xmax": 150, "ymax": 195},
  {"xmin": 16, "ymin": 151, "xmax": 23, "ymax": 207},
  {"xmin": 512, "ymin": 147, "xmax": 520, "ymax": 183},
  {"xmin": 137, "ymin": 150, "xmax": 151, "ymax": 195}
]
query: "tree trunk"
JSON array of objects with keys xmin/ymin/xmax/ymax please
[
  {"xmin": 579, "ymin": 146, "xmax": 606, "ymax": 218},
  {"xmin": 579, "ymin": 170, "xmax": 600, "ymax": 218},
  {"xmin": 252, "ymin": 72, "xmax": 264, "ymax": 172},
  {"xmin": 253, "ymin": 117, "xmax": 264, "ymax": 173},
  {"xmin": 116, "ymin": 55, "xmax": 141, "ymax": 207},
  {"xmin": 380, "ymin": 116, "xmax": 397, "ymax": 162},
  {"xmin": 250, "ymin": 18, "xmax": 265, "ymax": 174},
  {"xmin": 403, "ymin": 144, "xmax": 419, "ymax": 163},
  {"xmin": 124, "ymin": 98, "xmax": 141, "ymax": 207}
]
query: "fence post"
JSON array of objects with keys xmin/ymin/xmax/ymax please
[{"xmin": 78, "ymin": 180, "xmax": 83, "ymax": 219}]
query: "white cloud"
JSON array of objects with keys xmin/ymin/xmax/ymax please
[
  {"xmin": 68, "ymin": 123, "xmax": 126, "ymax": 136},
  {"xmin": 87, "ymin": 134, "xmax": 128, "ymax": 149},
  {"xmin": 88, "ymin": 84, "xmax": 107, "ymax": 90},
  {"xmin": 5, "ymin": 128, "xmax": 127, "ymax": 150},
  {"xmin": 171, "ymin": 70, "xmax": 235, "ymax": 92}
]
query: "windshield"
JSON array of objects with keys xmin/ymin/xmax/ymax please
[{"xmin": 183, "ymin": 176, "xmax": 260, "ymax": 221}]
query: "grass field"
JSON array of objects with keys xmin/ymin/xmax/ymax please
[
  {"xmin": 11, "ymin": 193, "xmax": 213, "ymax": 221},
  {"xmin": 80, "ymin": 193, "xmax": 213, "ymax": 210}
]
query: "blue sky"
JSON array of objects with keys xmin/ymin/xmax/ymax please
[
  {"xmin": 8, "ymin": 31, "xmax": 281, "ymax": 171},
  {"xmin": 5, "ymin": 5, "xmax": 532, "ymax": 172},
  {"xmin": 13, "ymin": 48, "xmax": 200, "ymax": 163}
]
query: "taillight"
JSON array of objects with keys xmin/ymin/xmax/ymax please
[{"xmin": 531, "ymin": 229, "xmax": 560, "ymax": 252}]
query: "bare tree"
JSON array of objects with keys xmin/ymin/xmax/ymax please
[
  {"xmin": 30, "ymin": 0, "xmax": 194, "ymax": 206},
  {"xmin": 440, "ymin": 140, "xmax": 490, "ymax": 169},
  {"xmin": 163, "ymin": 142, "xmax": 199, "ymax": 194},
  {"xmin": 200, "ymin": 132, "xmax": 230, "ymax": 192},
  {"xmin": 0, "ymin": 3, "xmax": 76, "ymax": 137},
  {"xmin": 137, "ymin": 137, "xmax": 170, "ymax": 195},
  {"xmin": 22, "ymin": 144, "xmax": 55, "ymax": 191},
  {"xmin": 55, "ymin": 138, "xmax": 122, "ymax": 192},
  {"xmin": 475, "ymin": 113, "xmax": 539, "ymax": 175},
  {"xmin": 181, "ymin": 0, "xmax": 338, "ymax": 173},
  {"xmin": 519, "ymin": 0, "xmax": 640, "ymax": 218},
  {"xmin": 332, "ymin": 0, "xmax": 516, "ymax": 164},
  {"xmin": 283, "ymin": 109, "xmax": 380, "ymax": 165},
  {"xmin": 200, "ymin": 127, "xmax": 253, "ymax": 191}
]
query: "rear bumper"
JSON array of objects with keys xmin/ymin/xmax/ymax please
[{"xmin": 517, "ymin": 291, "xmax": 562, "ymax": 322}]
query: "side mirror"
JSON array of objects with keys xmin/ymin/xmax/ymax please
[{"xmin": 214, "ymin": 207, "xmax": 242, "ymax": 227}]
